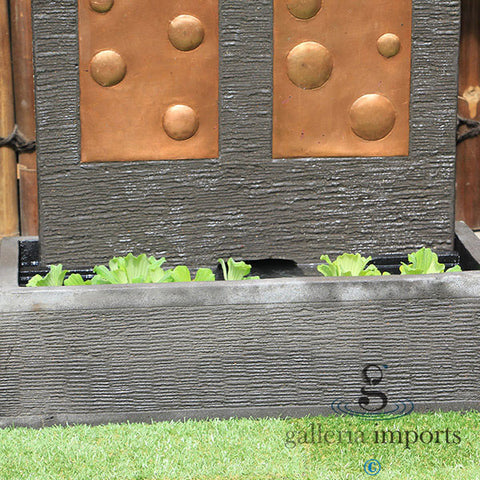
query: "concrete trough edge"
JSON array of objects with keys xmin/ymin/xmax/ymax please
[
  {"xmin": 1, "ymin": 401, "xmax": 479, "ymax": 429},
  {"xmin": 1, "ymin": 222, "xmax": 480, "ymax": 313}
]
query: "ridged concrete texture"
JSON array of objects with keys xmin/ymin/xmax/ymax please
[{"xmin": 32, "ymin": 0, "xmax": 460, "ymax": 267}]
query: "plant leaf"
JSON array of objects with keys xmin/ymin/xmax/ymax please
[
  {"xmin": 317, "ymin": 254, "xmax": 383, "ymax": 277},
  {"xmin": 64, "ymin": 274, "xmax": 91, "ymax": 286},
  {"xmin": 26, "ymin": 264, "xmax": 68, "ymax": 287},
  {"xmin": 446, "ymin": 265, "xmax": 462, "ymax": 273},
  {"xmin": 93, "ymin": 264, "xmax": 124, "ymax": 284},
  {"xmin": 218, "ymin": 258, "xmax": 257, "ymax": 281},
  {"xmin": 68, "ymin": 275, "xmax": 91, "ymax": 286},
  {"xmin": 124, "ymin": 254, "xmax": 150, "ymax": 282},
  {"xmin": 171, "ymin": 265, "xmax": 192, "ymax": 282},
  {"xmin": 218, "ymin": 258, "xmax": 228, "ymax": 281},
  {"xmin": 317, "ymin": 255, "xmax": 340, "ymax": 276},
  {"xmin": 194, "ymin": 268, "xmax": 215, "ymax": 282},
  {"xmin": 399, "ymin": 248, "xmax": 461, "ymax": 275},
  {"xmin": 93, "ymin": 254, "xmax": 169, "ymax": 284},
  {"xmin": 90, "ymin": 275, "xmax": 111, "ymax": 285},
  {"xmin": 26, "ymin": 274, "xmax": 46, "ymax": 287},
  {"xmin": 150, "ymin": 268, "xmax": 173, "ymax": 283}
]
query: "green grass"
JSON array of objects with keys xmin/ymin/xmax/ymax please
[{"xmin": 0, "ymin": 411, "xmax": 479, "ymax": 479}]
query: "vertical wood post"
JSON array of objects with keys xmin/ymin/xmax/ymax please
[
  {"xmin": 0, "ymin": 0, "xmax": 19, "ymax": 238},
  {"xmin": 457, "ymin": 0, "xmax": 480, "ymax": 229},
  {"xmin": 10, "ymin": 0, "xmax": 38, "ymax": 235}
]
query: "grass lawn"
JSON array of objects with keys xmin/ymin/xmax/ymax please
[{"xmin": 0, "ymin": 411, "xmax": 479, "ymax": 479}]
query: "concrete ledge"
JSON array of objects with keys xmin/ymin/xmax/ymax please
[
  {"xmin": 1, "ymin": 401, "xmax": 479, "ymax": 429},
  {"xmin": 0, "ymin": 222, "xmax": 479, "ymax": 427}
]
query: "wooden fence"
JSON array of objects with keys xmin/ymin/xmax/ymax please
[
  {"xmin": 0, "ymin": 0, "xmax": 37, "ymax": 239},
  {"xmin": 457, "ymin": 0, "xmax": 480, "ymax": 229}
]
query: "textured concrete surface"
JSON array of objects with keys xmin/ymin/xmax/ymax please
[
  {"xmin": 0, "ymin": 222, "xmax": 479, "ymax": 427},
  {"xmin": 32, "ymin": 0, "xmax": 460, "ymax": 268}
]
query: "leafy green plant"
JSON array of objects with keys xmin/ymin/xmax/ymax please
[
  {"xmin": 26, "ymin": 264, "xmax": 69, "ymax": 287},
  {"xmin": 317, "ymin": 253, "xmax": 389, "ymax": 277},
  {"xmin": 63, "ymin": 274, "xmax": 92, "ymax": 286},
  {"xmin": 27, "ymin": 254, "xmax": 217, "ymax": 287},
  {"xmin": 218, "ymin": 258, "xmax": 260, "ymax": 281},
  {"xmin": 27, "ymin": 266, "xmax": 93, "ymax": 287},
  {"xmin": 27, "ymin": 248, "xmax": 463, "ymax": 287},
  {"xmin": 91, "ymin": 253, "xmax": 172, "ymax": 284},
  {"xmin": 400, "ymin": 247, "xmax": 462, "ymax": 275},
  {"xmin": 170, "ymin": 265, "xmax": 215, "ymax": 282}
]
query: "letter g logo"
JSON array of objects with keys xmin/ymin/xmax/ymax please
[{"xmin": 358, "ymin": 364, "xmax": 388, "ymax": 412}]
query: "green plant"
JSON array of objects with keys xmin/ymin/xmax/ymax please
[
  {"xmin": 63, "ymin": 274, "xmax": 92, "ymax": 286},
  {"xmin": 169, "ymin": 265, "xmax": 215, "ymax": 282},
  {"xmin": 317, "ymin": 253, "xmax": 389, "ymax": 277},
  {"xmin": 26, "ymin": 248, "xmax": 464, "ymax": 287},
  {"xmin": 218, "ymin": 258, "xmax": 260, "ymax": 281},
  {"xmin": 400, "ymin": 247, "xmax": 462, "ymax": 275},
  {"xmin": 26, "ymin": 264, "xmax": 69, "ymax": 287},
  {"xmin": 27, "ymin": 254, "xmax": 217, "ymax": 287},
  {"xmin": 27, "ymin": 266, "xmax": 93, "ymax": 287},
  {"xmin": 91, "ymin": 253, "xmax": 172, "ymax": 284}
]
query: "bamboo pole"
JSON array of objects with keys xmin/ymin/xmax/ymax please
[
  {"xmin": 10, "ymin": 0, "xmax": 38, "ymax": 235},
  {"xmin": 0, "ymin": 0, "xmax": 19, "ymax": 238}
]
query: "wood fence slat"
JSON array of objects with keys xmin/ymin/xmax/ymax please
[
  {"xmin": 457, "ymin": 0, "xmax": 480, "ymax": 229},
  {"xmin": 0, "ymin": 0, "xmax": 19, "ymax": 238},
  {"xmin": 10, "ymin": 0, "xmax": 38, "ymax": 236}
]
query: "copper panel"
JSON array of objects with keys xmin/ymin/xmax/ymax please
[
  {"xmin": 78, "ymin": 0, "xmax": 218, "ymax": 162},
  {"xmin": 273, "ymin": 0, "xmax": 411, "ymax": 158}
]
